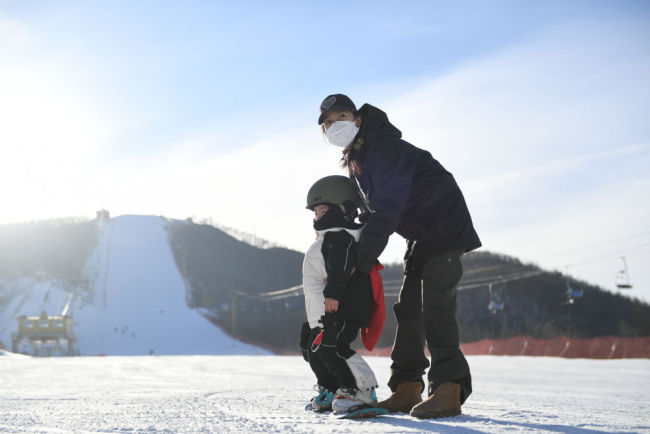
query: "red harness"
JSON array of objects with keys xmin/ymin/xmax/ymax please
[
  {"xmin": 361, "ymin": 262, "xmax": 386, "ymax": 351},
  {"xmin": 311, "ymin": 262, "xmax": 386, "ymax": 352}
]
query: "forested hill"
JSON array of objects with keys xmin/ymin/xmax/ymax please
[
  {"xmin": 453, "ymin": 252, "xmax": 650, "ymax": 342},
  {"xmin": 1, "ymin": 217, "xmax": 648, "ymax": 355},
  {"xmin": 167, "ymin": 220, "xmax": 650, "ymax": 353}
]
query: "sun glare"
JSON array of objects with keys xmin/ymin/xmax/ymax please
[{"xmin": 0, "ymin": 63, "xmax": 108, "ymax": 223}]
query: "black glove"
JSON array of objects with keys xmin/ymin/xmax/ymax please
[
  {"xmin": 404, "ymin": 240, "xmax": 429, "ymax": 274},
  {"xmin": 318, "ymin": 314, "xmax": 339, "ymax": 348},
  {"xmin": 299, "ymin": 322, "xmax": 311, "ymax": 362}
]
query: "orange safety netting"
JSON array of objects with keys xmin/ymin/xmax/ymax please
[{"xmin": 359, "ymin": 336, "xmax": 650, "ymax": 359}]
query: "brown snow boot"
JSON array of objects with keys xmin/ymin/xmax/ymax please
[
  {"xmin": 410, "ymin": 382, "xmax": 461, "ymax": 419},
  {"xmin": 376, "ymin": 381, "xmax": 423, "ymax": 413}
]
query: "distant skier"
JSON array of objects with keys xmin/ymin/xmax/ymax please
[
  {"xmin": 300, "ymin": 175, "xmax": 385, "ymax": 415},
  {"xmin": 317, "ymin": 94, "xmax": 482, "ymax": 418}
]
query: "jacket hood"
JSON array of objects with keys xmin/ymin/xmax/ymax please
[{"xmin": 356, "ymin": 104, "xmax": 402, "ymax": 144}]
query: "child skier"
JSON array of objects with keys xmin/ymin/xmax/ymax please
[{"xmin": 300, "ymin": 175, "xmax": 385, "ymax": 415}]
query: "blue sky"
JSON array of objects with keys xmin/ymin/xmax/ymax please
[{"xmin": 1, "ymin": 1, "xmax": 649, "ymax": 301}]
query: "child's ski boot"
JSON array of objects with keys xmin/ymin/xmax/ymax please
[
  {"xmin": 305, "ymin": 385, "xmax": 335, "ymax": 412},
  {"xmin": 332, "ymin": 387, "xmax": 377, "ymax": 414},
  {"xmin": 332, "ymin": 387, "xmax": 389, "ymax": 419}
]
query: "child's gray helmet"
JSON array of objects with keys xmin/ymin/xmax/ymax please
[{"xmin": 306, "ymin": 175, "xmax": 362, "ymax": 210}]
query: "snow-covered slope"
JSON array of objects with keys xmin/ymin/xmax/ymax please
[
  {"xmin": 0, "ymin": 349, "xmax": 26, "ymax": 357},
  {"xmin": 0, "ymin": 355, "xmax": 648, "ymax": 432},
  {"xmin": 0, "ymin": 215, "xmax": 266, "ymax": 356}
]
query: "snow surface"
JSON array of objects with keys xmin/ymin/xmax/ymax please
[
  {"xmin": 0, "ymin": 215, "xmax": 266, "ymax": 356},
  {"xmin": 1, "ymin": 354, "xmax": 648, "ymax": 433}
]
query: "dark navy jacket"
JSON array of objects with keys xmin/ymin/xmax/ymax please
[{"xmin": 347, "ymin": 104, "xmax": 482, "ymax": 273}]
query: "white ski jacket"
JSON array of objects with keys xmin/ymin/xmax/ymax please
[{"xmin": 302, "ymin": 227, "xmax": 363, "ymax": 329}]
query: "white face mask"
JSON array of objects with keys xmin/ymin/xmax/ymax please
[{"xmin": 324, "ymin": 121, "xmax": 359, "ymax": 148}]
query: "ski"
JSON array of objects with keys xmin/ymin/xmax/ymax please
[{"xmin": 337, "ymin": 407, "xmax": 389, "ymax": 419}]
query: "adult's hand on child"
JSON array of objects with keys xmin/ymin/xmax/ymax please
[{"xmin": 324, "ymin": 298, "xmax": 339, "ymax": 313}]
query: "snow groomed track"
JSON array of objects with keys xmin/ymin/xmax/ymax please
[{"xmin": 1, "ymin": 354, "xmax": 648, "ymax": 432}]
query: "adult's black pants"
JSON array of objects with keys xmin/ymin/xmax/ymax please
[{"xmin": 387, "ymin": 250, "xmax": 472, "ymax": 404}]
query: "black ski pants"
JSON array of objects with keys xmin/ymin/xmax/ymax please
[
  {"xmin": 300, "ymin": 316, "xmax": 361, "ymax": 392},
  {"xmin": 388, "ymin": 248, "xmax": 472, "ymax": 404}
]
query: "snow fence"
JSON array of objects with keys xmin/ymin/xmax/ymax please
[{"xmin": 359, "ymin": 336, "xmax": 650, "ymax": 359}]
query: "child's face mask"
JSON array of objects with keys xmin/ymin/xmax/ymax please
[
  {"xmin": 313, "ymin": 204, "xmax": 356, "ymax": 231},
  {"xmin": 324, "ymin": 121, "xmax": 359, "ymax": 148}
]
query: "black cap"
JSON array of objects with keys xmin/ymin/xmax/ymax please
[{"xmin": 318, "ymin": 94, "xmax": 357, "ymax": 125}]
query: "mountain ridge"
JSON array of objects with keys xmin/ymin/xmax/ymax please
[{"xmin": 1, "ymin": 214, "xmax": 648, "ymax": 356}]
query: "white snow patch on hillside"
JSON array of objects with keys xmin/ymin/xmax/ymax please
[
  {"xmin": 0, "ymin": 215, "xmax": 267, "ymax": 356},
  {"xmin": 0, "ymin": 355, "xmax": 648, "ymax": 432},
  {"xmin": 0, "ymin": 349, "xmax": 27, "ymax": 357}
]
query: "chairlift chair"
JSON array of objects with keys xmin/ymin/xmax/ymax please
[
  {"xmin": 615, "ymin": 257, "xmax": 633, "ymax": 289},
  {"xmin": 570, "ymin": 287, "xmax": 584, "ymax": 299},
  {"xmin": 488, "ymin": 299, "xmax": 504, "ymax": 313},
  {"xmin": 565, "ymin": 280, "xmax": 584, "ymax": 302},
  {"xmin": 488, "ymin": 283, "xmax": 505, "ymax": 313}
]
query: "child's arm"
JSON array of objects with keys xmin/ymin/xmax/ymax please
[
  {"xmin": 303, "ymin": 244, "xmax": 327, "ymax": 327},
  {"xmin": 321, "ymin": 231, "xmax": 355, "ymax": 305}
]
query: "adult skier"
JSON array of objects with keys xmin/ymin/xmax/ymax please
[{"xmin": 317, "ymin": 94, "xmax": 482, "ymax": 419}]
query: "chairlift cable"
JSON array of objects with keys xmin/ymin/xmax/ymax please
[
  {"xmin": 625, "ymin": 249, "xmax": 650, "ymax": 258},
  {"xmin": 462, "ymin": 265, "xmax": 509, "ymax": 275},
  {"xmin": 562, "ymin": 241, "xmax": 650, "ymax": 268},
  {"xmin": 548, "ymin": 231, "xmax": 650, "ymax": 257},
  {"xmin": 216, "ymin": 241, "xmax": 627, "ymax": 302},
  {"xmin": 457, "ymin": 271, "xmax": 544, "ymax": 291}
]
